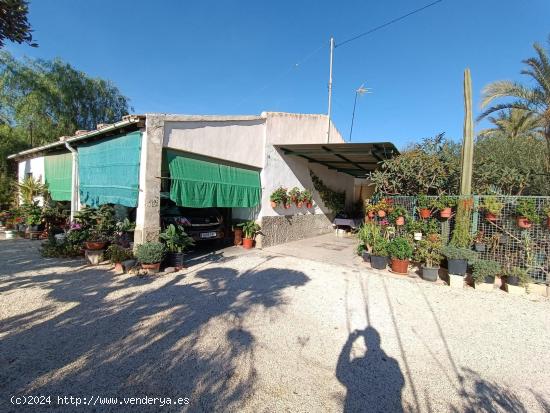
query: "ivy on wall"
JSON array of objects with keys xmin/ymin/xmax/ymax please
[{"xmin": 310, "ymin": 171, "xmax": 345, "ymax": 214}]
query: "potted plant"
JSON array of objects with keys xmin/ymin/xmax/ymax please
[
  {"xmin": 480, "ymin": 196, "xmax": 504, "ymax": 222},
  {"xmin": 357, "ymin": 221, "xmax": 381, "ymax": 262},
  {"xmin": 270, "ymin": 187, "xmax": 288, "ymax": 208},
  {"xmin": 116, "ymin": 218, "xmax": 135, "ymax": 244},
  {"xmin": 441, "ymin": 245, "xmax": 477, "ymax": 276},
  {"xmin": 375, "ymin": 199, "xmax": 389, "ymax": 218},
  {"xmin": 364, "ymin": 201, "xmax": 377, "ymax": 220},
  {"xmin": 288, "ymin": 187, "xmax": 302, "ymax": 207},
  {"xmin": 23, "ymin": 202, "xmax": 43, "ymax": 232},
  {"xmin": 237, "ymin": 220, "xmax": 261, "ymax": 249},
  {"xmin": 423, "ymin": 219, "xmax": 440, "ymax": 242},
  {"xmin": 543, "ymin": 206, "xmax": 550, "ymax": 230},
  {"xmin": 415, "ymin": 237, "xmax": 443, "ymax": 281},
  {"xmin": 370, "ymin": 237, "xmax": 389, "ymax": 270},
  {"xmin": 84, "ymin": 229, "xmax": 109, "ymax": 250},
  {"xmin": 432, "ymin": 195, "xmax": 456, "ymax": 219},
  {"xmin": 389, "ymin": 206, "xmax": 407, "ymax": 226},
  {"xmin": 387, "ymin": 236, "xmax": 413, "ymax": 274},
  {"xmin": 159, "ymin": 224, "xmax": 195, "ymax": 268},
  {"xmin": 406, "ymin": 219, "xmax": 424, "ymax": 241},
  {"xmin": 302, "ymin": 189, "xmax": 313, "ymax": 209},
  {"xmin": 107, "ymin": 244, "xmax": 133, "ymax": 273},
  {"xmin": 473, "ymin": 231, "xmax": 486, "ymax": 252},
  {"xmin": 135, "ymin": 241, "xmax": 166, "ymax": 272},
  {"xmin": 503, "ymin": 266, "xmax": 530, "ymax": 288},
  {"xmin": 515, "ymin": 198, "xmax": 540, "ymax": 229},
  {"xmin": 417, "ymin": 194, "xmax": 432, "ymax": 219},
  {"xmin": 472, "ymin": 259, "xmax": 501, "ymax": 287}
]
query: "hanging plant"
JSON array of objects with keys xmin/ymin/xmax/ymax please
[{"xmin": 310, "ymin": 171, "xmax": 345, "ymax": 214}]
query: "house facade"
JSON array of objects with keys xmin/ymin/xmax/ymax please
[{"xmin": 9, "ymin": 112, "xmax": 397, "ymax": 247}]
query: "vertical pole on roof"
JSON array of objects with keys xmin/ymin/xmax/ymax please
[{"xmin": 326, "ymin": 36, "xmax": 334, "ymax": 143}]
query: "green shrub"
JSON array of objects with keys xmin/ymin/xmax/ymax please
[
  {"xmin": 159, "ymin": 224, "xmax": 195, "ymax": 253},
  {"xmin": 40, "ymin": 239, "xmax": 82, "ymax": 258},
  {"xmin": 441, "ymin": 245, "xmax": 477, "ymax": 262},
  {"xmin": 472, "ymin": 259, "xmax": 501, "ymax": 284},
  {"xmin": 414, "ymin": 238, "xmax": 443, "ymax": 268},
  {"xmin": 357, "ymin": 221, "xmax": 381, "ymax": 253},
  {"xmin": 516, "ymin": 199, "xmax": 540, "ymax": 224},
  {"xmin": 237, "ymin": 221, "xmax": 261, "ymax": 239},
  {"xmin": 106, "ymin": 244, "xmax": 133, "ymax": 264},
  {"xmin": 135, "ymin": 242, "xmax": 166, "ymax": 264},
  {"xmin": 387, "ymin": 237, "xmax": 413, "ymax": 260},
  {"xmin": 431, "ymin": 195, "xmax": 456, "ymax": 210},
  {"xmin": 270, "ymin": 187, "xmax": 288, "ymax": 204},
  {"xmin": 480, "ymin": 196, "xmax": 504, "ymax": 215},
  {"xmin": 417, "ymin": 194, "xmax": 430, "ymax": 209},
  {"xmin": 372, "ymin": 238, "xmax": 388, "ymax": 256}
]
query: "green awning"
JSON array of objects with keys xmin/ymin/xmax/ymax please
[
  {"xmin": 166, "ymin": 150, "xmax": 261, "ymax": 208},
  {"xmin": 44, "ymin": 152, "xmax": 72, "ymax": 201},
  {"xmin": 78, "ymin": 131, "xmax": 142, "ymax": 207}
]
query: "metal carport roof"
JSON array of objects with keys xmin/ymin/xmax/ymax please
[{"xmin": 275, "ymin": 142, "xmax": 399, "ymax": 178}]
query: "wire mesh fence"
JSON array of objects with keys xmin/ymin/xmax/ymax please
[{"xmin": 373, "ymin": 195, "xmax": 550, "ymax": 284}]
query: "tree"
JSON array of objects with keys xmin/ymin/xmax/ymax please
[
  {"xmin": 478, "ymin": 109, "xmax": 542, "ymax": 140},
  {"xmin": 478, "ymin": 35, "xmax": 550, "ymax": 172},
  {"xmin": 0, "ymin": 0, "xmax": 36, "ymax": 48},
  {"xmin": 0, "ymin": 52, "xmax": 131, "ymax": 208},
  {"xmin": 369, "ymin": 134, "xmax": 461, "ymax": 196}
]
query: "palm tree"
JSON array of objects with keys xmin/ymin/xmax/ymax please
[
  {"xmin": 478, "ymin": 109, "xmax": 542, "ymax": 140},
  {"xmin": 479, "ymin": 36, "xmax": 550, "ymax": 171}
]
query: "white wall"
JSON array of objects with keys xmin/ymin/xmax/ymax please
[
  {"xmin": 163, "ymin": 118, "xmax": 265, "ymax": 168},
  {"xmin": 260, "ymin": 112, "xmax": 355, "ymax": 218},
  {"xmin": 18, "ymin": 156, "xmax": 45, "ymax": 205}
]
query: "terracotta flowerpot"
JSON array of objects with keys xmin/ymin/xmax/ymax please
[
  {"xmin": 141, "ymin": 262, "xmax": 160, "ymax": 271},
  {"xmin": 296, "ymin": 201, "xmax": 303, "ymax": 208},
  {"xmin": 485, "ymin": 212, "xmax": 498, "ymax": 222},
  {"xmin": 516, "ymin": 216, "xmax": 532, "ymax": 229},
  {"xmin": 114, "ymin": 262, "xmax": 124, "ymax": 273},
  {"xmin": 306, "ymin": 202, "xmax": 313, "ymax": 209},
  {"xmin": 233, "ymin": 227, "xmax": 243, "ymax": 246},
  {"xmin": 270, "ymin": 201, "xmax": 278, "ymax": 208},
  {"xmin": 440, "ymin": 207, "xmax": 452, "ymax": 218},
  {"xmin": 367, "ymin": 211, "xmax": 375, "ymax": 219},
  {"xmin": 419, "ymin": 208, "xmax": 431, "ymax": 219},
  {"xmin": 377, "ymin": 210, "xmax": 386, "ymax": 218},
  {"xmin": 242, "ymin": 238, "xmax": 254, "ymax": 249},
  {"xmin": 284, "ymin": 204, "xmax": 291, "ymax": 209},
  {"xmin": 428, "ymin": 233, "xmax": 439, "ymax": 242},
  {"xmin": 85, "ymin": 241, "xmax": 106, "ymax": 250},
  {"xmin": 395, "ymin": 216, "xmax": 405, "ymax": 226},
  {"xmin": 391, "ymin": 258, "xmax": 409, "ymax": 275}
]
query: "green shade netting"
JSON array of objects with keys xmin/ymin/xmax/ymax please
[
  {"xmin": 78, "ymin": 131, "xmax": 142, "ymax": 207},
  {"xmin": 166, "ymin": 150, "xmax": 261, "ymax": 208},
  {"xmin": 44, "ymin": 152, "xmax": 72, "ymax": 201}
]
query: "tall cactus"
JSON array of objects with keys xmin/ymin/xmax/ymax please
[{"xmin": 460, "ymin": 68, "xmax": 474, "ymax": 196}]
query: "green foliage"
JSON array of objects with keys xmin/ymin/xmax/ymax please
[
  {"xmin": 73, "ymin": 205, "xmax": 117, "ymax": 242},
  {"xmin": 21, "ymin": 201, "xmax": 41, "ymax": 225},
  {"xmin": 17, "ymin": 175, "xmax": 46, "ymax": 204},
  {"xmin": 116, "ymin": 218, "xmax": 135, "ymax": 232},
  {"xmin": 372, "ymin": 237, "xmax": 389, "ymax": 257},
  {"xmin": 369, "ymin": 134, "xmax": 461, "ymax": 196},
  {"xmin": 431, "ymin": 195, "xmax": 456, "ymax": 209},
  {"xmin": 405, "ymin": 218, "xmax": 424, "ymax": 234},
  {"xmin": 270, "ymin": 186, "xmax": 288, "ymax": 204},
  {"xmin": 450, "ymin": 197, "xmax": 473, "ymax": 248},
  {"xmin": 516, "ymin": 198, "xmax": 540, "ymax": 223},
  {"xmin": 388, "ymin": 206, "xmax": 407, "ymax": 223},
  {"xmin": 237, "ymin": 220, "xmax": 261, "ymax": 239},
  {"xmin": 414, "ymin": 238, "xmax": 443, "ymax": 268},
  {"xmin": 159, "ymin": 224, "xmax": 195, "ymax": 253},
  {"xmin": 357, "ymin": 221, "xmax": 381, "ymax": 253},
  {"xmin": 0, "ymin": 0, "xmax": 36, "ymax": 48},
  {"xmin": 441, "ymin": 245, "xmax": 477, "ymax": 262},
  {"xmin": 472, "ymin": 259, "xmax": 501, "ymax": 284},
  {"xmin": 422, "ymin": 218, "xmax": 440, "ymax": 235},
  {"xmin": 310, "ymin": 171, "xmax": 345, "ymax": 214},
  {"xmin": 40, "ymin": 239, "xmax": 82, "ymax": 258},
  {"xmin": 135, "ymin": 242, "xmax": 166, "ymax": 264},
  {"xmin": 288, "ymin": 187, "xmax": 301, "ymax": 201},
  {"xmin": 503, "ymin": 266, "xmax": 530, "ymax": 287},
  {"xmin": 416, "ymin": 194, "xmax": 431, "ymax": 209},
  {"xmin": 387, "ymin": 237, "xmax": 413, "ymax": 260},
  {"xmin": 106, "ymin": 244, "xmax": 133, "ymax": 264},
  {"xmin": 301, "ymin": 189, "xmax": 313, "ymax": 203},
  {"xmin": 479, "ymin": 196, "xmax": 504, "ymax": 215}
]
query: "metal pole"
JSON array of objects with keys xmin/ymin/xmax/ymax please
[
  {"xmin": 327, "ymin": 36, "xmax": 334, "ymax": 143},
  {"xmin": 349, "ymin": 91, "xmax": 358, "ymax": 142}
]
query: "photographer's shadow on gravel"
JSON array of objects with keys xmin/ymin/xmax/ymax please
[{"xmin": 336, "ymin": 326, "xmax": 404, "ymax": 413}]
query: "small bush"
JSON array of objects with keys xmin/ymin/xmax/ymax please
[
  {"xmin": 40, "ymin": 239, "xmax": 82, "ymax": 258},
  {"xmin": 441, "ymin": 245, "xmax": 477, "ymax": 262},
  {"xmin": 135, "ymin": 242, "xmax": 165, "ymax": 264},
  {"xmin": 106, "ymin": 244, "xmax": 133, "ymax": 264},
  {"xmin": 472, "ymin": 259, "xmax": 501, "ymax": 284},
  {"xmin": 387, "ymin": 237, "xmax": 413, "ymax": 260}
]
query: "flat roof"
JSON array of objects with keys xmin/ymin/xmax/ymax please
[{"xmin": 276, "ymin": 142, "xmax": 398, "ymax": 178}]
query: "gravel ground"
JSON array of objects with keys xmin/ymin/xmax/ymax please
[{"xmin": 0, "ymin": 238, "xmax": 549, "ymax": 413}]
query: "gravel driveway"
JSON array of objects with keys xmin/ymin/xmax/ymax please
[{"xmin": 0, "ymin": 238, "xmax": 549, "ymax": 412}]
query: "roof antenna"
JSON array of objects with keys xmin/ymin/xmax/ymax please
[{"xmin": 349, "ymin": 83, "xmax": 372, "ymax": 142}]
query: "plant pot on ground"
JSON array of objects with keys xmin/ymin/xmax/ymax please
[
  {"xmin": 387, "ymin": 237, "xmax": 413, "ymax": 275},
  {"xmin": 237, "ymin": 220, "xmax": 261, "ymax": 250},
  {"xmin": 442, "ymin": 245, "xmax": 477, "ymax": 276},
  {"xmin": 135, "ymin": 241, "xmax": 166, "ymax": 272},
  {"xmin": 233, "ymin": 226, "xmax": 243, "ymax": 246},
  {"xmin": 472, "ymin": 259, "xmax": 501, "ymax": 287},
  {"xmin": 503, "ymin": 267, "xmax": 529, "ymax": 287},
  {"xmin": 357, "ymin": 221, "xmax": 381, "ymax": 260},
  {"xmin": 159, "ymin": 224, "xmax": 195, "ymax": 269},
  {"xmin": 370, "ymin": 237, "xmax": 389, "ymax": 270},
  {"xmin": 107, "ymin": 244, "xmax": 133, "ymax": 272},
  {"xmin": 414, "ymin": 236, "xmax": 443, "ymax": 282}
]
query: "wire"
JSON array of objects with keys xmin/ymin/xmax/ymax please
[{"xmin": 336, "ymin": 0, "xmax": 445, "ymax": 48}]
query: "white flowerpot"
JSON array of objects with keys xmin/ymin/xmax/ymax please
[{"xmin": 413, "ymin": 232, "xmax": 423, "ymax": 241}]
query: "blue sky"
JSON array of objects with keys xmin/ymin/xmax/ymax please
[{"xmin": 6, "ymin": 0, "xmax": 550, "ymax": 149}]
